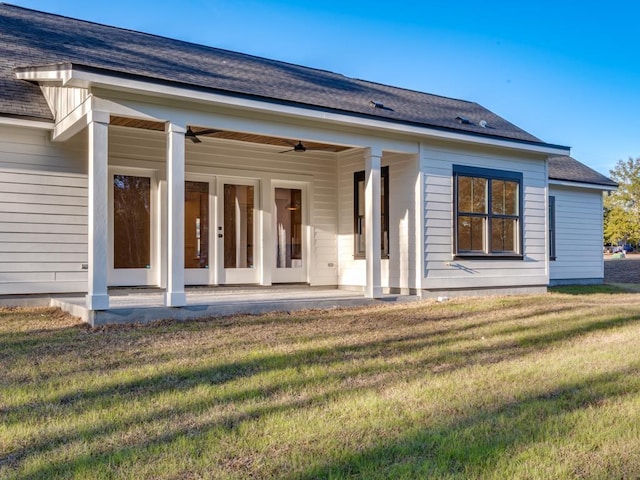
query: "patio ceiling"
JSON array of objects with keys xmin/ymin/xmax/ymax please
[{"xmin": 110, "ymin": 115, "xmax": 352, "ymax": 153}]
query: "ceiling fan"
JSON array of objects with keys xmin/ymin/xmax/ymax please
[
  {"xmin": 279, "ymin": 140, "xmax": 308, "ymax": 153},
  {"xmin": 278, "ymin": 140, "xmax": 336, "ymax": 153},
  {"xmin": 185, "ymin": 127, "xmax": 223, "ymax": 143}
]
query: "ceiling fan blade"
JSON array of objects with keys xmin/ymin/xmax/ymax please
[
  {"xmin": 278, "ymin": 148, "xmax": 296, "ymax": 153},
  {"xmin": 195, "ymin": 128, "xmax": 223, "ymax": 136}
]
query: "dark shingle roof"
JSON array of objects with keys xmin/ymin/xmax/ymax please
[
  {"xmin": 0, "ymin": 4, "xmax": 555, "ymax": 146},
  {"xmin": 548, "ymin": 156, "xmax": 617, "ymax": 187}
]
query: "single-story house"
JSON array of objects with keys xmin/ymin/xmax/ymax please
[{"xmin": 0, "ymin": 4, "xmax": 616, "ymax": 316}]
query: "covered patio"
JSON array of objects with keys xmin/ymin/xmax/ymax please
[{"xmin": 52, "ymin": 286, "xmax": 419, "ymax": 327}]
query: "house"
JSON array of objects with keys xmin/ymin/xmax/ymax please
[{"xmin": 0, "ymin": 4, "xmax": 616, "ymax": 318}]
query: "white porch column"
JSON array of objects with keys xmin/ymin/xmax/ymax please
[
  {"xmin": 260, "ymin": 179, "xmax": 273, "ymax": 286},
  {"xmin": 86, "ymin": 111, "xmax": 110, "ymax": 311},
  {"xmin": 364, "ymin": 147, "xmax": 383, "ymax": 298},
  {"xmin": 164, "ymin": 122, "xmax": 187, "ymax": 307}
]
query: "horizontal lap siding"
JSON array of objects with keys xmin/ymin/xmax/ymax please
[
  {"xmin": 0, "ymin": 127, "xmax": 87, "ymax": 294},
  {"xmin": 422, "ymin": 142, "xmax": 548, "ymax": 290},
  {"xmin": 109, "ymin": 127, "xmax": 339, "ymax": 286},
  {"xmin": 337, "ymin": 151, "xmax": 365, "ymax": 287},
  {"xmin": 549, "ymin": 185, "xmax": 604, "ymax": 281},
  {"xmin": 388, "ymin": 153, "xmax": 419, "ymax": 290}
]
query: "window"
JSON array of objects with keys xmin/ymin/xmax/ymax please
[
  {"xmin": 549, "ymin": 195, "xmax": 556, "ymax": 260},
  {"xmin": 453, "ymin": 165, "xmax": 522, "ymax": 258},
  {"xmin": 354, "ymin": 166, "xmax": 389, "ymax": 258}
]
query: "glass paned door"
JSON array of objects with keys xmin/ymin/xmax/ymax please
[
  {"xmin": 113, "ymin": 175, "xmax": 151, "ymax": 269},
  {"xmin": 109, "ymin": 170, "xmax": 157, "ymax": 286},
  {"xmin": 273, "ymin": 185, "xmax": 306, "ymax": 283},
  {"xmin": 185, "ymin": 180, "xmax": 212, "ymax": 285},
  {"xmin": 217, "ymin": 178, "xmax": 259, "ymax": 284}
]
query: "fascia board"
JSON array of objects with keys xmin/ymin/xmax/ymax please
[
  {"xmin": 548, "ymin": 179, "xmax": 617, "ymax": 191},
  {"xmin": 0, "ymin": 116, "xmax": 54, "ymax": 130}
]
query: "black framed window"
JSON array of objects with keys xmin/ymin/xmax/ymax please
[
  {"xmin": 453, "ymin": 165, "xmax": 523, "ymax": 258},
  {"xmin": 354, "ymin": 166, "xmax": 389, "ymax": 258},
  {"xmin": 549, "ymin": 195, "xmax": 556, "ymax": 260}
]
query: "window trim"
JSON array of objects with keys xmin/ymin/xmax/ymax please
[
  {"xmin": 354, "ymin": 166, "xmax": 389, "ymax": 259},
  {"xmin": 453, "ymin": 164, "xmax": 524, "ymax": 260}
]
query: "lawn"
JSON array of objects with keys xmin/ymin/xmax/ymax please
[{"xmin": 1, "ymin": 288, "xmax": 640, "ymax": 479}]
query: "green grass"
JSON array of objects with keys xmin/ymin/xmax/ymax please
[
  {"xmin": 548, "ymin": 284, "xmax": 629, "ymax": 295},
  {"xmin": 1, "ymin": 290, "xmax": 640, "ymax": 479}
]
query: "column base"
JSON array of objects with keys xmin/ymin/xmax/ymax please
[
  {"xmin": 364, "ymin": 286, "xmax": 383, "ymax": 299},
  {"xmin": 86, "ymin": 293, "xmax": 109, "ymax": 311},
  {"xmin": 164, "ymin": 291, "xmax": 187, "ymax": 307}
]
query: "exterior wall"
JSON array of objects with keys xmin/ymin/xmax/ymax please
[
  {"xmin": 108, "ymin": 126, "xmax": 339, "ymax": 286},
  {"xmin": 422, "ymin": 140, "xmax": 549, "ymax": 293},
  {"xmin": 549, "ymin": 184, "xmax": 604, "ymax": 284},
  {"xmin": 337, "ymin": 150, "xmax": 418, "ymax": 292},
  {"xmin": 0, "ymin": 125, "xmax": 88, "ymax": 294},
  {"xmin": 2, "ymin": 120, "xmax": 586, "ymax": 297}
]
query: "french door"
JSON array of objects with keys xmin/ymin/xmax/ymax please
[
  {"xmin": 184, "ymin": 178, "xmax": 213, "ymax": 285},
  {"xmin": 272, "ymin": 183, "xmax": 307, "ymax": 283},
  {"xmin": 216, "ymin": 177, "xmax": 259, "ymax": 284},
  {"xmin": 108, "ymin": 168, "xmax": 158, "ymax": 286}
]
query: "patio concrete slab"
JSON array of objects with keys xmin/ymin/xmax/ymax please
[{"xmin": 51, "ymin": 287, "xmax": 420, "ymax": 326}]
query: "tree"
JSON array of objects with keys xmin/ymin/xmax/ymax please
[{"xmin": 604, "ymin": 156, "xmax": 640, "ymax": 246}]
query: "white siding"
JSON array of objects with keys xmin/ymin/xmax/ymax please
[
  {"xmin": 108, "ymin": 126, "xmax": 339, "ymax": 286},
  {"xmin": 337, "ymin": 150, "xmax": 365, "ymax": 287},
  {"xmin": 549, "ymin": 184, "xmax": 604, "ymax": 283},
  {"xmin": 337, "ymin": 150, "xmax": 418, "ymax": 291},
  {"xmin": 0, "ymin": 126, "xmax": 88, "ymax": 294},
  {"xmin": 40, "ymin": 86, "xmax": 89, "ymax": 120},
  {"xmin": 422, "ymin": 140, "xmax": 549, "ymax": 291}
]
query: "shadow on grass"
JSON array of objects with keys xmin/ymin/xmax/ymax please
[
  {"xmin": 3, "ymin": 308, "xmax": 640, "ymax": 478},
  {"xmin": 295, "ymin": 366, "xmax": 640, "ymax": 479},
  {"xmin": 549, "ymin": 284, "xmax": 632, "ymax": 295},
  {"xmin": 12, "ymin": 365, "xmax": 640, "ymax": 479},
  {"xmin": 6, "ymin": 306, "xmax": 638, "ymax": 424}
]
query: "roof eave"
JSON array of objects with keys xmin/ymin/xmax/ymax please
[
  {"xmin": 549, "ymin": 178, "xmax": 618, "ymax": 191},
  {"xmin": 15, "ymin": 62, "xmax": 570, "ymax": 155},
  {"xmin": 0, "ymin": 114, "xmax": 54, "ymax": 129}
]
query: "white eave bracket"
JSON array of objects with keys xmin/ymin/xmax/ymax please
[{"xmin": 14, "ymin": 64, "xmax": 74, "ymax": 86}]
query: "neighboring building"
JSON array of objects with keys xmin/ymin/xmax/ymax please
[{"xmin": 0, "ymin": 4, "xmax": 616, "ymax": 312}]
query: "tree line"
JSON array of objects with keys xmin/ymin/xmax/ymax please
[{"xmin": 604, "ymin": 157, "xmax": 640, "ymax": 248}]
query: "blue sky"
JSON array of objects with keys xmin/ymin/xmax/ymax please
[{"xmin": 10, "ymin": 0, "xmax": 640, "ymax": 176}]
